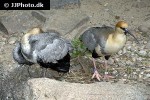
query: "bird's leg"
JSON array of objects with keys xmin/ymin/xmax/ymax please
[
  {"xmin": 103, "ymin": 60, "xmax": 114, "ymax": 81},
  {"xmin": 91, "ymin": 58, "xmax": 102, "ymax": 81}
]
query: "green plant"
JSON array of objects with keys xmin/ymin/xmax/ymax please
[{"xmin": 71, "ymin": 39, "xmax": 87, "ymax": 58}]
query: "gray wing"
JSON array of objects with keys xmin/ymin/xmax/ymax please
[
  {"xmin": 13, "ymin": 42, "xmax": 32, "ymax": 64},
  {"xmin": 29, "ymin": 32, "xmax": 59, "ymax": 41},
  {"xmin": 80, "ymin": 26, "xmax": 113, "ymax": 52},
  {"xmin": 37, "ymin": 38, "xmax": 72, "ymax": 63},
  {"xmin": 95, "ymin": 26, "xmax": 114, "ymax": 49},
  {"xmin": 29, "ymin": 32, "xmax": 72, "ymax": 63},
  {"xmin": 80, "ymin": 27, "xmax": 97, "ymax": 51},
  {"xmin": 29, "ymin": 32, "xmax": 60, "ymax": 51}
]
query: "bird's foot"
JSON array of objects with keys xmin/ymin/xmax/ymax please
[
  {"xmin": 92, "ymin": 69, "xmax": 102, "ymax": 81},
  {"xmin": 103, "ymin": 72, "xmax": 114, "ymax": 81}
]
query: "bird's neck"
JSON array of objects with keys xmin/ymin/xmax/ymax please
[
  {"xmin": 21, "ymin": 34, "xmax": 30, "ymax": 45},
  {"xmin": 112, "ymin": 29, "xmax": 126, "ymax": 43}
]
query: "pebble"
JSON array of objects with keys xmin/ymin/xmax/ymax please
[
  {"xmin": 132, "ymin": 58, "xmax": 136, "ymax": 62},
  {"xmin": 126, "ymin": 60, "xmax": 133, "ymax": 65},
  {"xmin": 143, "ymin": 41, "xmax": 147, "ymax": 44},
  {"xmin": 138, "ymin": 25, "xmax": 149, "ymax": 33},
  {"xmin": 0, "ymin": 36, "xmax": 7, "ymax": 42},
  {"xmin": 104, "ymin": 3, "xmax": 108, "ymax": 6},
  {"xmin": 122, "ymin": 48, "xmax": 127, "ymax": 54},
  {"xmin": 143, "ymin": 74, "xmax": 150, "ymax": 79},
  {"xmin": 118, "ymin": 50, "xmax": 122, "ymax": 55},
  {"xmin": 0, "ymin": 41, "xmax": 6, "ymax": 46},
  {"xmin": 136, "ymin": 68, "xmax": 141, "ymax": 72},
  {"xmin": 108, "ymin": 58, "xmax": 114, "ymax": 65},
  {"xmin": 137, "ymin": 57, "xmax": 142, "ymax": 61},
  {"xmin": 140, "ymin": 71, "xmax": 144, "ymax": 75},
  {"xmin": 123, "ymin": 74, "xmax": 128, "ymax": 78},
  {"xmin": 133, "ymin": 72, "xmax": 137, "ymax": 75},
  {"xmin": 138, "ymin": 50, "xmax": 147, "ymax": 56},
  {"xmin": 8, "ymin": 37, "xmax": 17, "ymax": 44},
  {"xmin": 112, "ymin": 70, "xmax": 118, "ymax": 75},
  {"xmin": 145, "ymin": 41, "xmax": 150, "ymax": 49},
  {"xmin": 148, "ymin": 52, "xmax": 150, "ymax": 57},
  {"xmin": 127, "ymin": 46, "xmax": 131, "ymax": 51}
]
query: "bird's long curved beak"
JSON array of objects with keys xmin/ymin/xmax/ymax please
[{"xmin": 125, "ymin": 29, "xmax": 140, "ymax": 44}]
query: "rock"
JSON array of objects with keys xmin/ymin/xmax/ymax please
[
  {"xmin": 145, "ymin": 41, "xmax": 150, "ymax": 49},
  {"xmin": 132, "ymin": 1, "xmax": 148, "ymax": 8},
  {"xmin": 8, "ymin": 37, "xmax": 17, "ymax": 44},
  {"xmin": 127, "ymin": 45, "xmax": 132, "ymax": 51},
  {"xmin": 24, "ymin": 78, "xmax": 150, "ymax": 100},
  {"xmin": 0, "ymin": 21, "xmax": 9, "ymax": 35},
  {"xmin": 122, "ymin": 48, "xmax": 127, "ymax": 54},
  {"xmin": 126, "ymin": 60, "xmax": 133, "ymax": 66},
  {"xmin": 138, "ymin": 50, "xmax": 147, "ymax": 56},
  {"xmin": 43, "ymin": 9, "xmax": 88, "ymax": 38},
  {"xmin": 31, "ymin": 11, "xmax": 46, "ymax": 23},
  {"xmin": 148, "ymin": 52, "xmax": 150, "ymax": 57},
  {"xmin": 143, "ymin": 73, "xmax": 150, "ymax": 79},
  {"xmin": 138, "ymin": 25, "xmax": 149, "ymax": 33},
  {"xmin": 50, "ymin": 0, "xmax": 80, "ymax": 9},
  {"xmin": 0, "ymin": 11, "xmax": 43, "ymax": 34},
  {"xmin": 137, "ymin": 57, "xmax": 143, "ymax": 61},
  {"xmin": 108, "ymin": 58, "xmax": 114, "ymax": 65},
  {"xmin": 112, "ymin": 70, "xmax": 118, "ymax": 75},
  {"xmin": 118, "ymin": 50, "xmax": 122, "ymax": 55}
]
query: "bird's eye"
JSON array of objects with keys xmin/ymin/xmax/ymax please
[{"xmin": 120, "ymin": 27, "xmax": 126, "ymax": 31}]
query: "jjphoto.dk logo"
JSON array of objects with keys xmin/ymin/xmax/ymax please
[
  {"xmin": 4, "ymin": 3, "xmax": 9, "ymax": 8},
  {"xmin": 4, "ymin": 2, "xmax": 44, "ymax": 8}
]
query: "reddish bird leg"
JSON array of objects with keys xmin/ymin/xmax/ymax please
[
  {"xmin": 91, "ymin": 58, "xmax": 102, "ymax": 81},
  {"xmin": 103, "ymin": 60, "xmax": 114, "ymax": 81}
]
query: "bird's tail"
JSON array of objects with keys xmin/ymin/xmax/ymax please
[
  {"xmin": 56, "ymin": 53, "xmax": 71, "ymax": 73},
  {"xmin": 12, "ymin": 42, "xmax": 33, "ymax": 65},
  {"xmin": 37, "ymin": 53, "xmax": 71, "ymax": 73}
]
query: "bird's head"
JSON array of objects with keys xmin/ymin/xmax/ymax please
[
  {"xmin": 115, "ymin": 21, "xmax": 139, "ymax": 43},
  {"xmin": 27, "ymin": 27, "xmax": 43, "ymax": 35}
]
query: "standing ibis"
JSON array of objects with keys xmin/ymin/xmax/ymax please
[
  {"xmin": 13, "ymin": 28, "xmax": 73, "ymax": 73},
  {"xmin": 80, "ymin": 21, "xmax": 139, "ymax": 81}
]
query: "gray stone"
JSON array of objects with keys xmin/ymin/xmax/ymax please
[
  {"xmin": 43, "ymin": 9, "xmax": 88, "ymax": 38},
  {"xmin": 143, "ymin": 74, "xmax": 150, "ymax": 79},
  {"xmin": 126, "ymin": 60, "xmax": 133, "ymax": 66},
  {"xmin": 50, "ymin": 0, "xmax": 80, "ymax": 9},
  {"xmin": 112, "ymin": 70, "xmax": 118, "ymax": 75},
  {"xmin": 0, "ymin": 11, "xmax": 43, "ymax": 34},
  {"xmin": 107, "ymin": 58, "xmax": 114, "ymax": 65},
  {"xmin": 138, "ymin": 50, "xmax": 147, "ymax": 56},
  {"xmin": 132, "ymin": 0, "xmax": 149, "ymax": 8},
  {"xmin": 31, "ymin": 11, "xmax": 46, "ymax": 23},
  {"xmin": 0, "ymin": 21, "xmax": 9, "ymax": 35},
  {"xmin": 8, "ymin": 37, "xmax": 17, "ymax": 44},
  {"xmin": 24, "ymin": 78, "xmax": 150, "ymax": 100},
  {"xmin": 145, "ymin": 41, "xmax": 150, "ymax": 49},
  {"xmin": 138, "ymin": 25, "xmax": 149, "ymax": 33},
  {"xmin": 148, "ymin": 52, "xmax": 150, "ymax": 57}
]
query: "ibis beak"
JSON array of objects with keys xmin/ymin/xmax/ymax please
[{"xmin": 125, "ymin": 29, "xmax": 140, "ymax": 44}]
